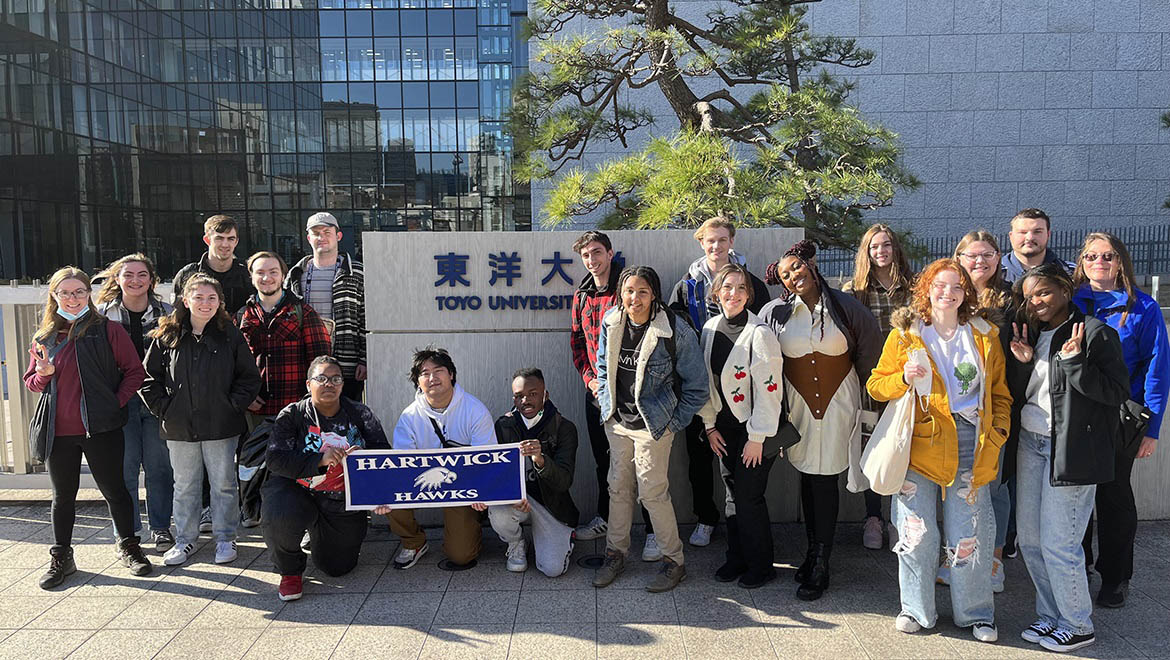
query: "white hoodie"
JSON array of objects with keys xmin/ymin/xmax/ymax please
[{"xmin": 392, "ymin": 383, "xmax": 497, "ymax": 450}]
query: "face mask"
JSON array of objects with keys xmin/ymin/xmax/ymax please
[{"xmin": 56, "ymin": 305, "xmax": 90, "ymax": 322}]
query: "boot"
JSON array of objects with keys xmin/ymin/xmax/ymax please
[
  {"xmin": 794, "ymin": 528, "xmax": 817, "ymax": 584},
  {"xmin": 716, "ymin": 516, "xmax": 747, "ymax": 582},
  {"xmin": 796, "ymin": 542, "xmax": 830, "ymax": 601},
  {"xmin": 39, "ymin": 546, "xmax": 77, "ymax": 590},
  {"xmin": 117, "ymin": 536, "xmax": 153, "ymax": 576}
]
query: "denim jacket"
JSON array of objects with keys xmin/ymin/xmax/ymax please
[{"xmin": 596, "ymin": 305, "xmax": 708, "ymax": 440}]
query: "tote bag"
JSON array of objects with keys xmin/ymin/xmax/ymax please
[{"xmin": 861, "ymin": 348, "xmax": 930, "ymax": 495}]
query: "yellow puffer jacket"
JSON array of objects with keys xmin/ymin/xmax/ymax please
[{"xmin": 866, "ymin": 307, "xmax": 1012, "ymax": 490}]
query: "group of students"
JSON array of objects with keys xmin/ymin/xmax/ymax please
[{"xmin": 22, "ymin": 209, "xmax": 1166, "ymax": 654}]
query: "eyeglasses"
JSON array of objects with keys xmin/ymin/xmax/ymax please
[
  {"xmin": 54, "ymin": 288, "xmax": 90, "ymax": 300},
  {"xmin": 309, "ymin": 375, "xmax": 345, "ymax": 386},
  {"xmin": 1082, "ymin": 252, "xmax": 1117, "ymax": 263},
  {"xmin": 958, "ymin": 251, "xmax": 997, "ymax": 262}
]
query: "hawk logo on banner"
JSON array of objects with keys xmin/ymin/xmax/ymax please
[
  {"xmin": 343, "ymin": 443, "xmax": 526, "ymax": 510},
  {"xmin": 415, "ymin": 467, "xmax": 457, "ymax": 491}
]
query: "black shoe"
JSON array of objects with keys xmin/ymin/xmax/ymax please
[
  {"xmin": 1040, "ymin": 628, "xmax": 1096, "ymax": 653},
  {"xmin": 1096, "ymin": 581, "xmax": 1128, "ymax": 608},
  {"xmin": 794, "ymin": 546, "xmax": 817, "ymax": 584},
  {"xmin": 150, "ymin": 529, "xmax": 175, "ymax": 553},
  {"xmin": 1003, "ymin": 532, "xmax": 1017, "ymax": 559},
  {"xmin": 738, "ymin": 568, "xmax": 776, "ymax": 590},
  {"xmin": 39, "ymin": 547, "xmax": 77, "ymax": 590},
  {"xmin": 117, "ymin": 537, "xmax": 154, "ymax": 577},
  {"xmin": 796, "ymin": 543, "xmax": 830, "ymax": 601},
  {"xmin": 714, "ymin": 561, "xmax": 747, "ymax": 583}
]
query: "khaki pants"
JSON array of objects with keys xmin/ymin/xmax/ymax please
[
  {"xmin": 388, "ymin": 506, "xmax": 482, "ymax": 565},
  {"xmin": 604, "ymin": 419, "xmax": 684, "ymax": 565}
]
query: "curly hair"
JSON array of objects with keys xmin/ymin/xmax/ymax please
[{"xmin": 911, "ymin": 259, "xmax": 979, "ymax": 325}]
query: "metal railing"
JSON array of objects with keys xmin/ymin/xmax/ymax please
[
  {"xmin": 1, "ymin": 303, "xmax": 44, "ymax": 474},
  {"xmin": 815, "ymin": 225, "xmax": 1170, "ymax": 279}
]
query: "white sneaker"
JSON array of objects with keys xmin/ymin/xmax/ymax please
[
  {"xmin": 393, "ymin": 542, "xmax": 428, "ymax": 570},
  {"xmin": 163, "ymin": 542, "xmax": 194, "ymax": 566},
  {"xmin": 505, "ymin": 540, "xmax": 528, "ymax": 573},
  {"xmin": 214, "ymin": 541, "xmax": 238, "ymax": 564},
  {"xmin": 641, "ymin": 534, "xmax": 663, "ymax": 562},
  {"xmin": 991, "ymin": 556, "xmax": 1005, "ymax": 593},
  {"xmin": 574, "ymin": 516, "xmax": 608, "ymax": 541},
  {"xmin": 972, "ymin": 622, "xmax": 998, "ymax": 643},
  {"xmin": 198, "ymin": 507, "xmax": 213, "ymax": 533},
  {"xmin": 689, "ymin": 523, "xmax": 714, "ymax": 547},
  {"xmin": 895, "ymin": 614, "xmax": 921, "ymax": 634}
]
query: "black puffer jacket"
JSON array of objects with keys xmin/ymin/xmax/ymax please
[
  {"xmin": 141, "ymin": 321, "xmax": 261, "ymax": 442},
  {"xmin": 1007, "ymin": 308, "xmax": 1130, "ymax": 485},
  {"xmin": 494, "ymin": 402, "xmax": 579, "ymax": 527}
]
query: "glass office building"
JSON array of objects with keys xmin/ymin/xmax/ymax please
[{"xmin": 0, "ymin": 0, "xmax": 531, "ymax": 280}]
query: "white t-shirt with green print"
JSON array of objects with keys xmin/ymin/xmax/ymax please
[{"xmin": 922, "ymin": 323, "xmax": 983, "ymax": 425}]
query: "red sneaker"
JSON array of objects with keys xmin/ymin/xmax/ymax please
[{"xmin": 278, "ymin": 574, "xmax": 303, "ymax": 601}]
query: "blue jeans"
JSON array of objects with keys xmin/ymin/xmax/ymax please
[
  {"xmin": 988, "ymin": 445, "xmax": 1011, "ymax": 549},
  {"xmin": 893, "ymin": 417, "xmax": 994, "ymax": 628},
  {"xmin": 168, "ymin": 438, "xmax": 239, "ymax": 545},
  {"xmin": 1016, "ymin": 429, "xmax": 1095, "ymax": 635},
  {"xmin": 122, "ymin": 397, "xmax": 173, "ymax": 534}
]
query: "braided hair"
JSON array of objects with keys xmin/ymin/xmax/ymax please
[{"xmin": 766, "ymin": 240, "xmax": 829, "ymax": 340}]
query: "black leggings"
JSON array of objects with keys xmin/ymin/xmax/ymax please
[
  {"xmin": 47, "ymin": 429, "xmax": 137, "ymax": 549},
  {"xmin": 800, "ymin": 471, "xmax": 840, "ymax": 548}
]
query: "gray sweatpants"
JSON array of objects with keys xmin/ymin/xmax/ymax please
[{"xmin": 488, "ymin": 498, "xmax": 574, "ymax": 577}]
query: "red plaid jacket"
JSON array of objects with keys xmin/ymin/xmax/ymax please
[
  {"xmin": 236, "ymin": 294, "xmax": 332, "ymax": 415},
  {"xmin": 570, "ymin": 269, "xmax": 621, "ymax": 388}
]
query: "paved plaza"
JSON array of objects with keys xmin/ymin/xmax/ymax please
[{"xmin": 0, "ymin": 501, "xmax": 1165, "ymax": 659}]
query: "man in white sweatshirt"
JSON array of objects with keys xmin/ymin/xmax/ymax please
[{"xmin": 388, "ymin": 347, "xmax": 497, "ymax": 569}]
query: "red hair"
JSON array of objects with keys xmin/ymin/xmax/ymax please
[{"xmin": 911, "ymin": 258, "xmax": 979, "ymax": 325}]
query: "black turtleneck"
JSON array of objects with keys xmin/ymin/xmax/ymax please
[{"xmin": 711, "ymin": 309, "xmax": 748, "ymax": 424}]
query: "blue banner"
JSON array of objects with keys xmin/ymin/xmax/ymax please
[{"xmin": 343, "ymin": 443, "xmax": 526, "ymax": 510}]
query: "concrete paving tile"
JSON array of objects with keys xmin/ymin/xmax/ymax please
[
  {"xmin": 371, "ymin": 562, "xmax": 452, "ymax": 592},
  {"xmin": 104, "ymin": 594, "xmax": 212, "ymax": 629},
  {"xmin": 446, "ymin": 561, "xmax": 526, "ymax": 591},
  {"xmin": 70, "ymin": 543, "xmax": 121, "ymax": 570},
  {"xmin": 354, "ymin": 541, "xmax": 396, "ymax": 565},
  {"xmin": 596, "ymin": 588, "xmax": 678, "ymax": 623},
  {"xmin": 509, "ymin": 622, "xmax": 596, "ymax": 659},
  {"xmin": 149, "ymin": 562, "xmax": 244, "ymax": 598},
  {"xmin": 0, "ymin": 595, "xmax": 62, "ymax": 628},
  {"xmin": 516, "ymin": 588, "xmax": 596, "ymax": 623},
  {"xmin": 520, "ymin": 563, "xmax": 596, "ymax": 590},
  {"xmin": 0, "ymin": 522, "xmax": 50, "ymax": 543},
  {"xmin": 155, "ymin": 627, "xmax": 264, "ymax": 660},
  {"xmin": 73, "ymin": 564, "xmax": 170, "ymax": 597},
  {"xmin": 187, "ymin": 591, "xmax": 284, "ymax": 628},
  {"xmin": 352, "ymin": 591, "xmax": 444, "ymax": 625},
  {"xmin": 224, "ymin": 568, "xmax": 282, "ymax": 596},
  {"xmin": 596, "ymin": 623, "xmax": 685, "ymax": 659},
  {"xmin": 843, "ymin": 612, "xmax": 964, "ymax": 658},
  {"xmin": 243, "ymin": 625, "xmax": 346, "ymax": 659},
  {"xmin": 672, "ymin": 580, "xmax": 760, "ymax": 623},
  {"xmin": 69, "ymin": 629, "xmax": 178, "ymax": 660},
  {"xmin": 0, "ymin": 565, "xmax": 94, "ymax": 596},
  {"xmin": 0, "ymin": 542, "xmax": 53, "ymax": 568},
  {"xmin": 680, "ymin": 621, "xmax": 776, "ymax": 658},
  {"xmin": 763, "ymin": 622, "xmax": 869, "ymax": 659},
  {"xmin": 434, "ymin": 590, "xmax": 519, "ymax": 625},
  {"xmin": 0, "ymin": 628, "xmax": 94, "ymax": 660},
  {"xmin": 301, "ymin": 563, "xmax": 386, "ymax": 594},
  {"xmin": 329, "ymin": 624, "xmax": 429, "ymax": 660},
  {"xmin": 419, "ymin": 624, "xmax": 513, "ymax": 660},
  {"xmin": 24, "ymin": 595, "xmax": 138, "ymax": 629},
  {"xmin": 270, "ymin": 592, "xmax": 365, "ymax": 627}
]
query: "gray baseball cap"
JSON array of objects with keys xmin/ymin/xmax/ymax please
[{"xmin": 306, "ymin": 212, "xmax": 339, "ymax": 230}]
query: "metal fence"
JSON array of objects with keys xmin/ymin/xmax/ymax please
[{"xmin": 816, "ymin": 224, "xmax": 1170, "ymax": 279}]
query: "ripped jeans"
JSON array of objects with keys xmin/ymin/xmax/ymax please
[{"xmin": 892, "ymin": 416, "xmax": 994, "ymax": 629}]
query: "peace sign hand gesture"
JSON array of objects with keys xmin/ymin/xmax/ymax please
[
  {"xmin": 29, "ymin": 344, "xmax": 54, "ymax": 377},
  {"xmin": 1061, "ymin": 322, "xmax": 1085, "ymax": 358},
  {"xmin": 1009, "ymin": 323, "xmax": 1033, "ymax": 363}
]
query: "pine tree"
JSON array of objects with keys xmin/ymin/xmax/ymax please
[{"xmin": 512, "ymin": 0, "xmax": 919, "ymax": 248}]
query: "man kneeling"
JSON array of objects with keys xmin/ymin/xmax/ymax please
[
  {"xmin": 262, "ymin": 356, "xmax": 390, "ymax": 601},
  {"xmin": 484, "ymin": 368, "xmax": 579, "ymax": 577}
]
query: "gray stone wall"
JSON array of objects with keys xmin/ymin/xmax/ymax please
[{"xmin": 530, "ymin": 0, "xmax": 1170, "ymax": 238}]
